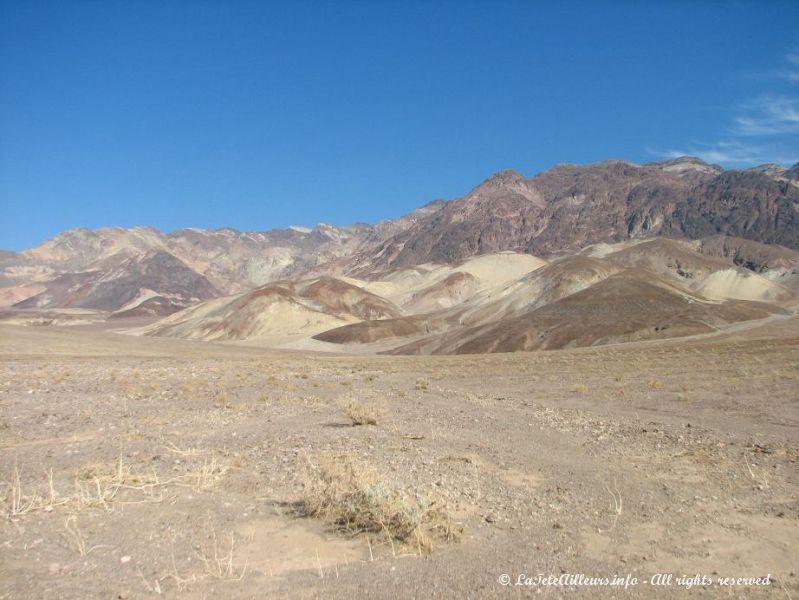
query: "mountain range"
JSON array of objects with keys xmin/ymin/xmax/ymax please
[{"xmin": 2, "ymin": 156, "xmax": 798, "ymax": 353}]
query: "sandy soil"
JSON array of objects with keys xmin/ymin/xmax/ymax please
[{"xmin": 1, "ymin": 321, "xmax": 798, "ymax": 599}]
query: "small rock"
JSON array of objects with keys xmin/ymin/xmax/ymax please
[{"xmin": 120, "ymin": 556, "xmax": 131, "ymax": 564}]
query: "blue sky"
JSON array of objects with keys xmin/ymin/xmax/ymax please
[{"xmin": 1, "ymin": 1, "xmax": 798, "ymax": 251}]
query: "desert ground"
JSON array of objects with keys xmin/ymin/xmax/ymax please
[{"xmin": 1, "ymin": 317, "xmax": 798, "ymax": 599}]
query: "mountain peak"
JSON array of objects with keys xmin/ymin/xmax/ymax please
[
  {"xmin": 746, "ymin": 163, "xmax": 787, "ymax": 178},
  {"xmin": 483, "ymin": 169, "xmax": 526, "ymax": 185},
  {"xmin": 649, "ymin": 156, "xmax": 724, "ymax": 176},
  {"xmin": 468, "ymin": 169, "xmax": 529, "ymax": 197}
]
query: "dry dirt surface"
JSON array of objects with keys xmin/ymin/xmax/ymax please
[{"xmin": 1, "ymin": 321, "xmax": 798, "ymax": 599}]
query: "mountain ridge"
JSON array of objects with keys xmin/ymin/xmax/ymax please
[{"xmin": 3, "ymin": 157, "xmax": 798, "ymax": 318}]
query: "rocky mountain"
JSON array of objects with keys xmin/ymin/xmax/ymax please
[
  {"xmin": 0, "ymin": 205, "xmax": 445, "ymax": 313},
  {"xmin": 342, "ymin": 157, "xmax": 799, "ymax": 274},
  {"xmin": 2, "ymin": 156, "xmax": 798, "ymax": 322},
  {"xmin": 14, "ymin": 251, "xmax": 219, "ymax": 314}
]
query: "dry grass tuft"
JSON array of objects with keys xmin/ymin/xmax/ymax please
[
  {"xmin": 191, "ymin": 456, "xmax": 229, "ymax": 492},
  {"xmin": 296, "ymin": 455, "xmax": 460, "ymax": 554},
  {"xmin": 194, "ymin": 527, "xmax": 248, "ymax": 580},
  {"xmin": 2, "ymin": 452, "xmax": 231, "ymax": 518},
  {"xmin": 2, "ymin": 465, "xmax": 67, "ymax": 517},
  {"xmin": 165, "ymin": 526, "xmax": 247, "ymax": 591},
  {"xmin": 215, "ymin": 386, "xmax": 232, "ymax": 409},
  {"xmin": 336, "ymin": 394, "xmax": 384, "ymax": 426},
  {"xmin": 74, "ymin": 457, "xmax": 167, "ymax": 510},
  {"xmin": 63, "ymin": 515, "xmax": 102, "ymax": 556},
  {"xmin": 2, "ymin": 465, "xmax": 40, "ymax": 517}
]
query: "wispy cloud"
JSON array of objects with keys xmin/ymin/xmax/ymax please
[
  {"xmin": 652, "ymin": 51, "xmax": 799, "ymax": 167},
  {"xmin": 776, "ymin": 52, "xmax": 799, "ymax": 83},
  {"xmin": 661, "ymin": 140, "xmax": 795, "ymax": 167},
  {"xmin": 734, "ymin": 95, "xmax": 799, "ymax": 136}
]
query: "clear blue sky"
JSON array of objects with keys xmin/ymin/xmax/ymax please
[{"xmin": 1, "ymin": 1, "xmax": 798, "ymax": 251}]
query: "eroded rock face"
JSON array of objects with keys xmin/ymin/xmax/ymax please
[
  {"xmin": 697, "ymin": 235, "xmax": 799, "ymax": 272},
  {"xmin": 14, "ymin": 251, "xmax": 219, "ymax": 312},
  {"xmin": 345, "ymin": 159, "xmax": 799, "ymax": 274}
]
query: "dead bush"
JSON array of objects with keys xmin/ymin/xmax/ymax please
[
  {"xmin": 336, "ymin": 393, "xmax": 384, "ymax": 426},
  {"xmin": 296, "ymin": 455, "xmax": 460, "ymax": 554}
]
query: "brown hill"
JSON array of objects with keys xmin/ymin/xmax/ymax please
[
  {"xmin": 311, "ymin": 253, "xmax": 551, "ymax": 346},
  {"xmin": 310, "ymin": 256, "xmax": 614, "ymax": 347},
  {"xmin": 298, "ymin": 277, "xmax": 402, "ymax": 321},
  {"xmin": 400, "ymin": 272, "xmax": 481, "ymax": 315},
  {"xmin": 376, "ymin": 252, "xmax": 547, "ymax": 315},
  {"xmin": 389, "ymin": 270, "xmax": 778, "ymax": 355},
  {"xmin": 14, "ymin": 251, "xmax": 218, "ymax": 313},
  {"xmin": 697, "ymin": 235, "xmax": 799, "ymax": 276},
  {"xmin": 450, "ymin": 255, "xmax": 621, "ymax": 328},
  {"xmin": 604, "ymin": 238, "xmax": 730, "ymax": 279},
  {"xmin": 313, "ymin": 316, "xmax": 438, "ymax": 345},
  {"xmin": 142, "ymin": 276, "xmax": 402, "ymax": 341},
  {"xmin": 662, "ymin": 170, "xmax": 799, "ymax": 248},
  {"xmin": 603, "ymin": 239, "xmax": 792, "ymax": 302}
]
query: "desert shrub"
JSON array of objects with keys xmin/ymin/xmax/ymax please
[
  {"xmin": 336, "ymin": 393, "xmax": 384, "ymax": 426},
  {"xmin": 296, "ymin": 456, "xmax": 460, "ymax": 554},
  {"xmin": 214, "ymin": 387, "xmax": 232, "ymax": 409}
]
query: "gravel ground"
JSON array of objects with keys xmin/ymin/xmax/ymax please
[{"xmin": 1, "ymin": 321, "xmax": 797, "ymax": 599}]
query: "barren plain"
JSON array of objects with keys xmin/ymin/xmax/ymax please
[{"xmin": 1, "ymin": 315, "xmax": 798, "ymax": 599}]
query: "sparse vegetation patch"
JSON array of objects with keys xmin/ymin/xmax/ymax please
[
  {"xmin": 296, "ymin": 455, "xmax": 461, "ymax": 554},
  {"xmin": 336, "ymin": 393, "xmax": 385, "ymax": 426}
]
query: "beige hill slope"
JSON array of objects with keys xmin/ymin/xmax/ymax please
[
  {"xmin": 696, "ymin": 234, "xmax": 799, "ymax": 290},
  {"xmin": 314, "ymin": 244, "xmax": 793, "ymax": 353},
  {"xmin": 388, "ymin": 270, "xmax": 778, "ymax": 355},
  {"xmin": 134, "ymin": 241, "xmax": 795, "ymax": 354},
  {"xmin": 141, "ymin": 277, "xmax": 401, "ymax": 341},
  {"xmin": 604, "ymin": 238, "xmax": 735, "ymax": 279},
  {"xmin": 451, "ymin": 255, "xmax": 619, "ymax": 326},
  {"xmin": 143, "ymin": 252, "xmax": 545, "ymax": 344},
  {"xmin": 603, "ymin": 238, "xmax": 792, "ymax": 303},
  {"xmin": 697, "ymin": 234, "xmax": 799, "ymax": 272},
  {"xmin": 356, "ymin": 252, "xmax": 547, "ymax": 314},
  {"xmin": 693, "ymin": 269, "xmax": 791, "ymax": 302},
  {"xmin": 399, "ymin": 272, "xmax": 481, "ymax": 315},
  {"xmin": 313, "ymin": 255, "xmax": 617, "ymax": 346}
]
